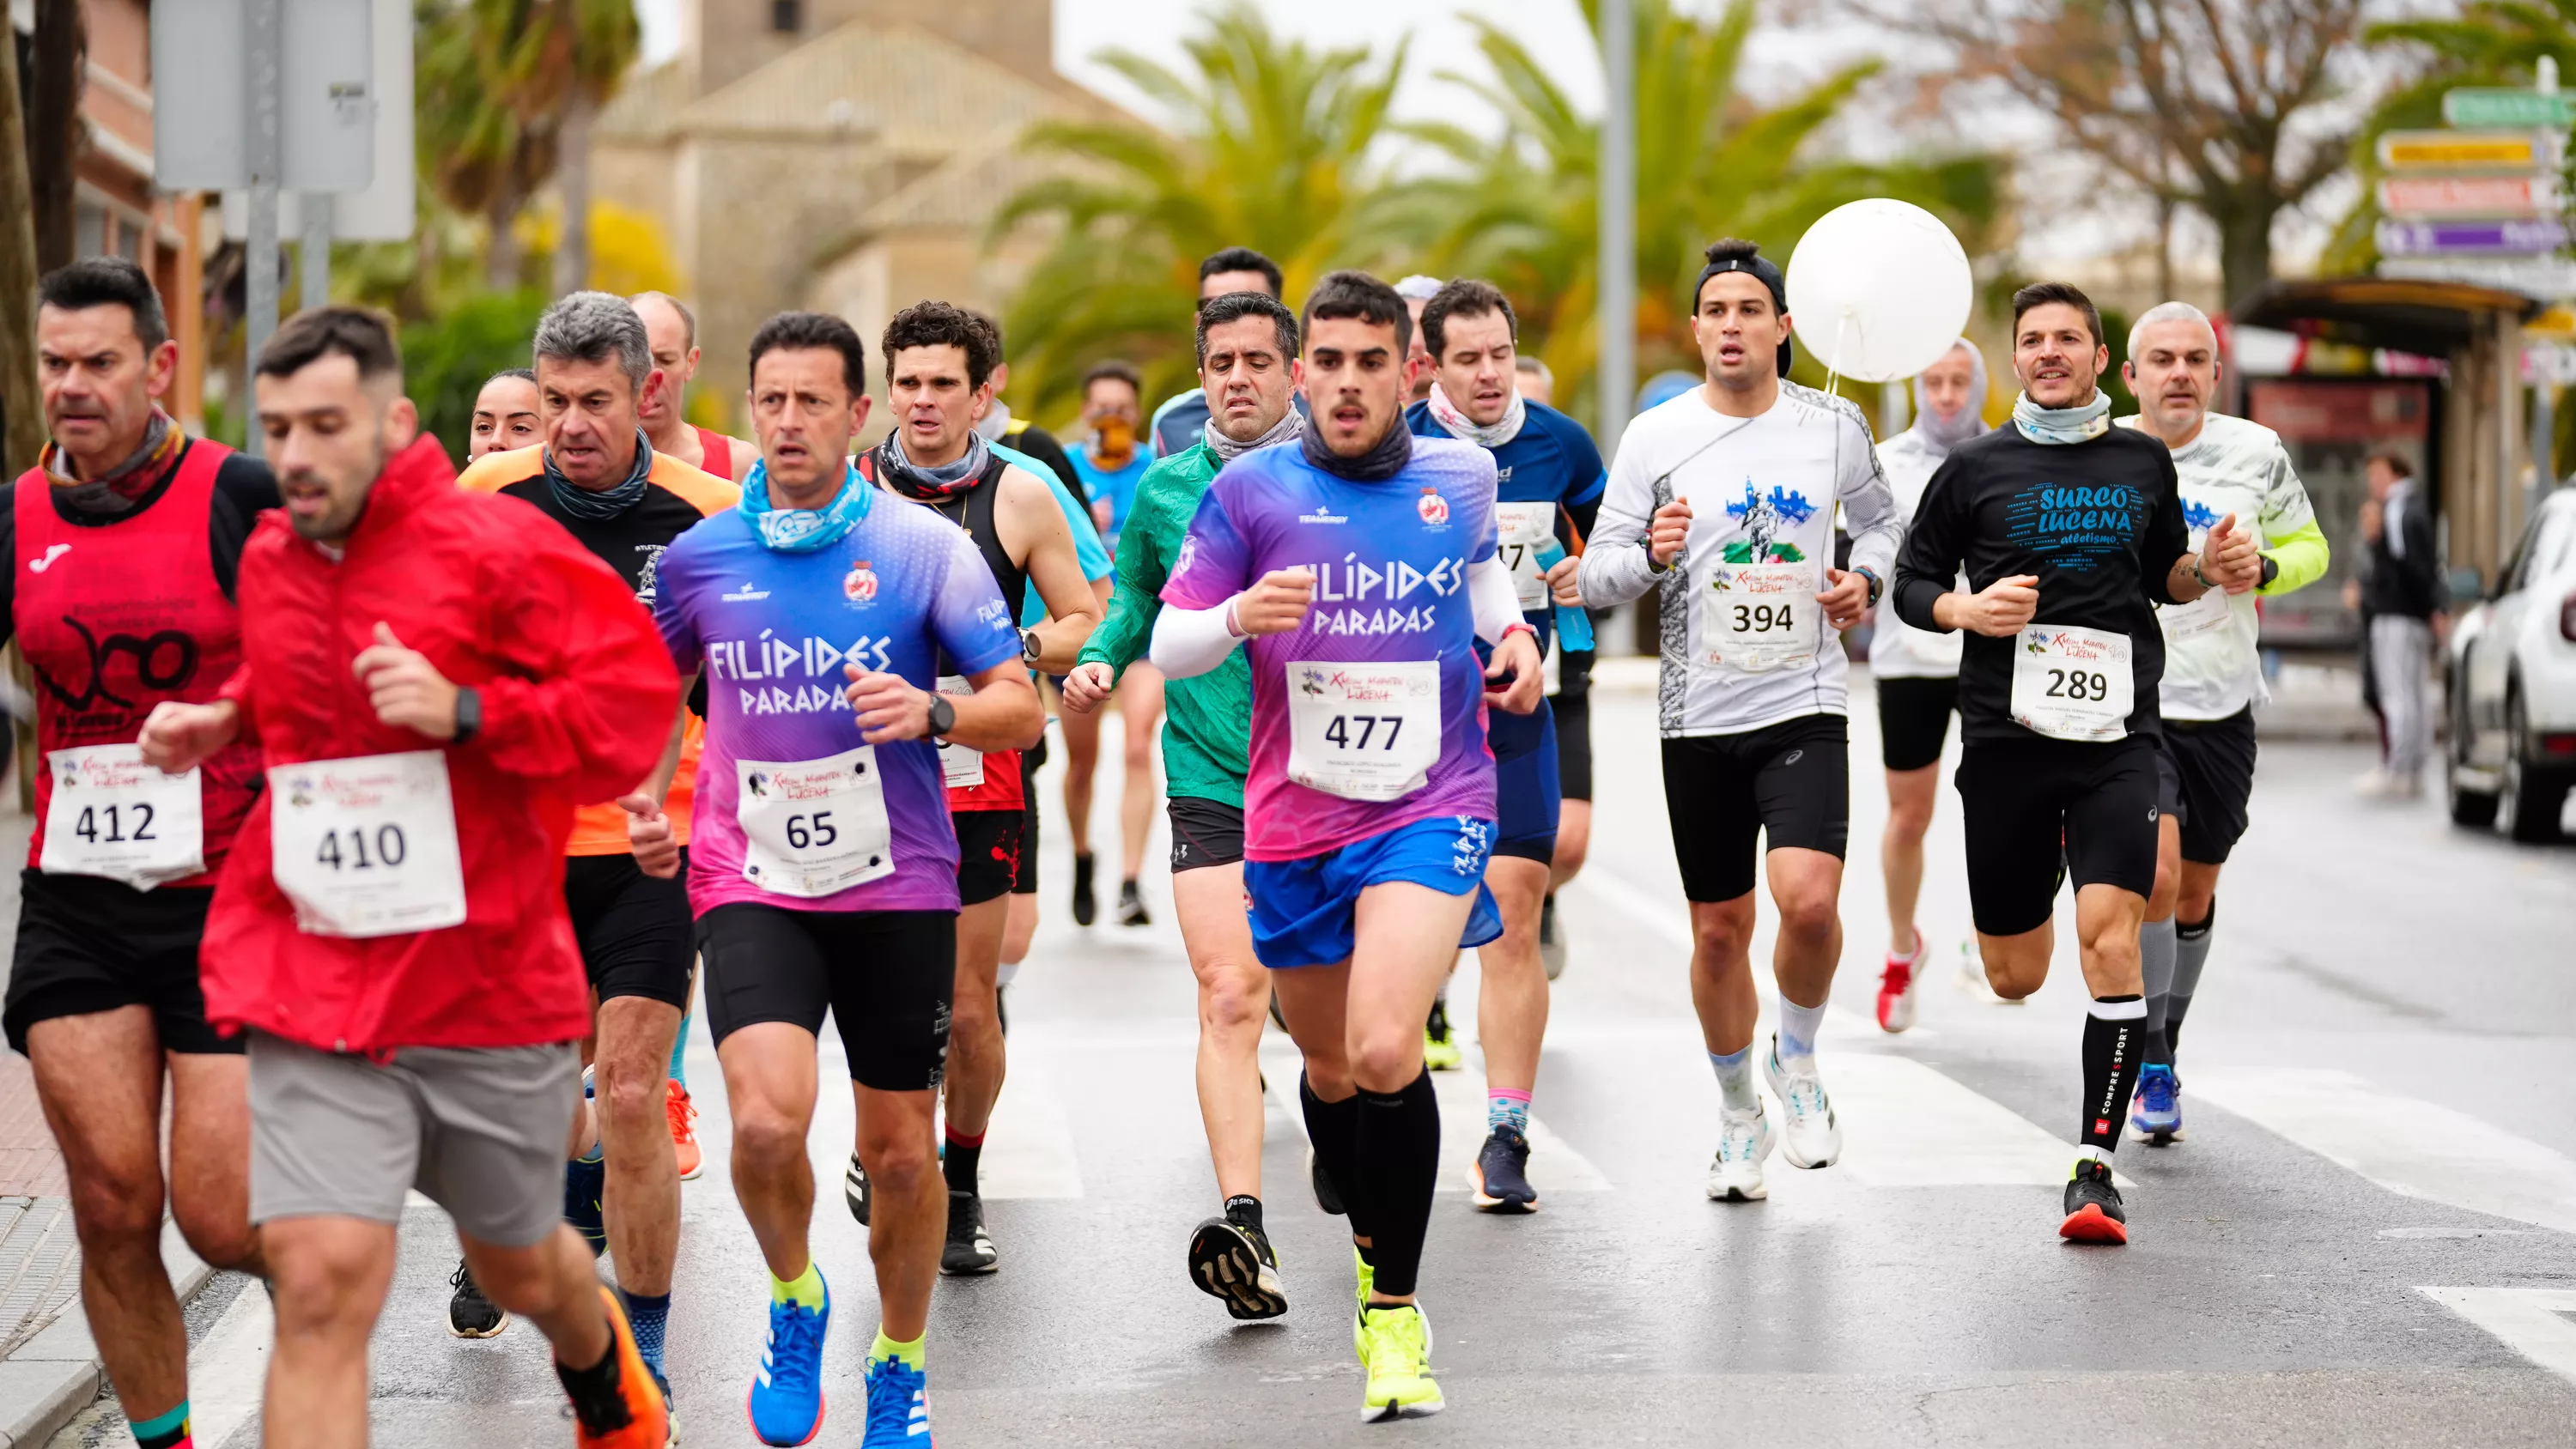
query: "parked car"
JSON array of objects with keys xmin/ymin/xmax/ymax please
[{"xmin": 2446, "ymin": 485, "xmax": 2576, "ymax": 840}]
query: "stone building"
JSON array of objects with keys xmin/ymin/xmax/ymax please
[{"xmin": 595, "ymin": 0, "xmax": 1117, "ymax": 427}]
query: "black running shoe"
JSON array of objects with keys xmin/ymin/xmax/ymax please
[
  {"xmin": 1187, "ymin": 1216, "xmax": 1288, "ymax": 1320},
  {"xmin": 940, "ymin": 1191, "xmax": 999, "ymax": 1275},
  {"xmin": 1538, "ymin": 893, "xmax": 1566, "ymax": 981},
  {"xmin": 1071, "ymin": 852, "xmax": 1097, "ymax": 926},
  {"xmin": 2059, "ymin": 1157, "xmax": 2129, "ymax": 1245},
  {"xmin": 1470, "ymin": 1125, "xmax": 1540, "ymax": 1214},
  {"xmin": 1117, "ymin": 878, "xmax": 1151, "ymax": 927},
  {"xmin": 563, "ymin": 1151, "xmax": 607, "ymax": 1257},
  {"xmin": 844, "ymin": 1150, "xmax": 872, "ymax": 1226},
  {"xmin": 996, "ymin": 983, "xmax": 1009, "ymax": 1039},
  {"xmin": 1308, "ymin": 1145, "xmax": 1346, "ymax": 1216},
  {"xmin": 447, "ymin": 1258, "xmax": 508, "ymax": 1337}
]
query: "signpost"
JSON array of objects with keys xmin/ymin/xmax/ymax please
[
  {"xmin": 2379, "ymin": 256, "xmax": 2576, "ymax": 294},
  {"xmin": 2445, "ymin": 88, "xmax": 2576, "ymax": 130},
  {"xmin": 2378, "ymin": 174, "xmax": 2561, "ymax": 220},
  {"xmin": 2377, "ymin": 218, "xmax": 2568, "ymax": 257},
  {"xmin": 2376, "ymin": 129, "xmax": 2564, "ymax": 172}
]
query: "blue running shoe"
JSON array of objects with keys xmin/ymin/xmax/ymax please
[
  {"xmin": 748, "ymin": 1275, "xmax": 829, "ymax": 1446},
  {"xmin": 563, "ymin": 1151, "xmax": 607, "ymax": 1256},
  {"xmin": 861, "ymin": 1352, "xmax": 932, "ymax": 1446},
  {"xmin": 2129, "ymin": 1064, "xmax": 2184, "ymax": 1146}
]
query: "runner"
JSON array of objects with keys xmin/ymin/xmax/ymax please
[
  {"xmin": 1152, "ymin": 270, "xmax": 1544, "ymax": 1419},
  {"xmin": 2116, "ymin": 301, "xmax": 2328, "ymax": 1143},
  {"xmin": 470, "ymin": 367, "xmax": 543, "ymax": 459},
  {"xmin": 629, "ymin": 290, "xmax": 756, "ymax": 482},
  {"xmin": 1063, "ymin": 288, "xmax": 1307, "ymax": 1318},
  {"xmin": 1393, "ymin": 276, "xmax": 1443, "ymax": 404},
  {"xmin": 1891, "ymin": 282, "xmax": 2261, "ymax": 1244},
  {"xmin": 1402, "ymin": 278, "xmax": 1605, "ymax": 1213},
  {"xmin": 1063, "ymin": 361, "xmax": 1163, "ymax": 928},
  {"xmin": 644, "ymin": 307, "xmax": 1042, "ymax": 1446},
  {"xmin": 4, "ymin": 257, "xmax": 275, "ymax": 1449},
  {"xmin": 1514, "ymin": 355, "xmax": 1554, "ymax": 409},
  {"xmin": 453, "ymin": 294, "xmax": 736, "ymax": 1377},
  {"xmin": 845, "ymin": 301, "xmax": 1101, "ymax": 1280},
  {"xmin": 142, "ymin": 304, "xmax": 676, "ymax": 1447},
  {"xmin": 1869, "ymin": 339, "xmax": 1986, "ymax": 1031},
  {"xmin": 1151, "ymin": 246, "xmax": 1288, "ymax": 457},
  {"xmin": 1575, "ymin": 239, "xmax": 1899, "ymax": 1204}
]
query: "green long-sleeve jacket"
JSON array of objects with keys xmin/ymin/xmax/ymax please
[{"xmin": 1074, "ymin": 443, "xmax": 1251, "ymax": 807}]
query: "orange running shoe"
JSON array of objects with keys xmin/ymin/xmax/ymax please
[
  {"xmin": 563, "ymin": 1284, "xmax": 670, "ymax": 1448},
  {"xmin": 667, "ymin": 1081, "xmax": 702, "ymax": 1181}
]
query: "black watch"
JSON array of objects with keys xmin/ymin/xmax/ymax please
[
  {"xmin": 1020, "ymin": 627, "xmax": 1042, "ymax": 665},
  {"xmin": 1855, "ymin": 567, "xmax": 1883, "ymax": 608},
  {"xmin": 452, "ymin": 686, "xmax": 482, "ymax": 745},
  {"xmin": 2257, "ymin": 554, "xmax": 2279, "ymax": 590},
  {"xmin": 927, "ymin": 694, "xmax": 957, "ymax": 738}
]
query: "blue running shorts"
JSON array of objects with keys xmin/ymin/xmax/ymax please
[
  {"xmin": 1487, "ymin": 698, "xmax": 1560, "ymax": 864},
  {"xmin": 1244, "ymin": 815, "xmax": 1504, "ymax": 970}
]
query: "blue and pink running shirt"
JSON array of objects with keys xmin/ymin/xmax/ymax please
[
  {"xmin": 1161, "ymin": 436, "xmax": 1502, "ymax": 862},
  {"xmin": 654, "ymin": 498, "xmax": 1023, "ymax": 917}
]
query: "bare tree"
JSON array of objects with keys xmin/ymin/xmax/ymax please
[
  {"xmin": 0, "ymin": 24, "xmax": 46, "ymax": 474},
  {"xmin": 28, "ymin": 0, "xmax": 84, "ymax": 271},
  {"xmin": 1853, "ymin": 0, "xmax": 2367, "ymax": 308}
]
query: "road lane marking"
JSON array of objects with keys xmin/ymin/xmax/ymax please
[
  {"xmin": 2192, "ymin": 1068, "xmax": 2576, "ymax": 1234},
  {"xmin": 2420, "ymin": 1287, "xmax": 2576, "ymax": 1385},
  {"xmin": 1827, "ymin": 1051, "xmax": 2116, "ymax": 1187},
  {"xmin": 973, "ymin": 1047, "xmax": 1085, "ymax": 1200},
  {"xmin": 1257, "ymin": 1039, "xmax": 1610, "ymax": 1193}
]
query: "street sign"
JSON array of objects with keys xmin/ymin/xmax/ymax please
[
  {"xmin": 217, "ymin": 0, "xmax": 415, "ymax": 244},
  {"xmin": 2376, "ymin": 130, "xmax": 2563, "ymax": 171},
  {"xmin": 2528, "ymin": 305, "xmax": 2576, "ymax": 339},
  {"xmin": 2445, "ymin": 88, "xmax": 2576, "ymax": 130},
  {"xmin": 2378, "ymin": 173, "xmax": 2561, "ymax": 219},
  {"xmin": 2378, "ymin": 217, "xmax": 2569, "ymax": 257},
  {"xmin": 150, "ymin": 0, "xmax": 374, "ymax": 191},
  {"xmin": 2379, "ymin": 255, "xmax": 2576, "ymax": 298}
]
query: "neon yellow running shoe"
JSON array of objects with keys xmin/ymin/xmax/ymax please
[
  {"xmin": 1351, "ymin": 1247, "xmax": 1375, "ymax": 1355},
  {"xmin": 1422, "ymin": 999, "xmax": 1463, "ymax": 1072},
  {"xmin": 1357, "ymin": 1302, "xmax": 1443, "ymax": 1422}
]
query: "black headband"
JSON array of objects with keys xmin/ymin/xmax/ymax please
[{"xmin": 1692, "ymin": 253, "xmax": 1794, "ymax": 379}]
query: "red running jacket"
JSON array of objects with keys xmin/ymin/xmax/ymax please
[{"xmin": 200, "ymin": 435, "xmax": 680, "ymax": 1054}]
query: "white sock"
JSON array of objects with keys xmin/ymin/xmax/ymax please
[
  {"xmin": 1708, "ymin": 1047, "xmax": 1758, "ymax": 1113},
  {"xmin": 996, "ymin": 959, "xmax": 1021, "ymax": 988},
  {"xmin": 1775, "ymin": 995, "xmax": 1829, "ymax": 1061},
  {"xmin": 2074, "ymin": 1143, "xmax": 2105, "ymax": 1165}
]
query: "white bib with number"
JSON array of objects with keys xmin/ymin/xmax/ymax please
[
  {"xmin": 1285, "ymin": 659, "xmax": 1442, "ymax": 802},
  {"xmin": 41, "ymin": 744, "xmax": 204, "ymax": 889},
  {"xmin": 2009, "ymin": 625, "xmax": 2136, "ymax": 742},
  {"xmin": 268, "ymin": 751, "xmax": 468, "ymax": 938},
  {"xmin": 933, "ymin": 675, "xmax": 983, "ymax": 790},
  {"xmin": 736, "ymin": 745, "xmax": 896, "ymax": 898},
  {"xmin": 1701, "ymin": 561, "xmax": 1820, "ymax": 673},
  {"xmin": 2157, "ymin": 583, "xmax": 2233, "ymax": 643},
  {"xmin": 1494, "ymin": 502, "xmax": 1555, "ymax": 612}
]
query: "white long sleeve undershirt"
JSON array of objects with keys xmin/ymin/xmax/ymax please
[{"xmin": 1151, "ymin": 555, "xmax": 1525, "ymax": 680}]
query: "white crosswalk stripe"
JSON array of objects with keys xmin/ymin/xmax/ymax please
[{"xmin": 2420, "ymin": 1287, "xmax": 2576, "ymax": 1386}]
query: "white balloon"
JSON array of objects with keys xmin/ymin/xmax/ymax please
[{"xmin": 1784, "ymin": 199, "xmax": 1975, "ymax": 384}]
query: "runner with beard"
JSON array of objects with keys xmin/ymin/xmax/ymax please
[
  {"xmin": 1893, "ymin": 282, "xmax": 2262, "ymax": 1244},
  {"xmin": 1063, "ymin": 288, "xmax": 1308, "ymax": 1319}
]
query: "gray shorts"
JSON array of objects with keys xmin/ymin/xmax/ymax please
[{"xmin": 246, "ymin": 1031, "xmax": 580, "ymax": 1248}]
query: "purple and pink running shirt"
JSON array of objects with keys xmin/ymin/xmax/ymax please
[{"xmin": 1161, "ymin": 437, "xmax": 1502, "ymax": 861}]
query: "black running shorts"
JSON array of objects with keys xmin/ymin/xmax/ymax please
[
  {"xmin": 2160, "ymin": 707, "xmax": 2258, "ymax": 865},
  {"xmin": 1957, "ymin": 735, "xmax": 2161, "ymax": 937},
  {"xmin": 562, "ymin": 852, "xmax": 694, "ymax": 1009},
  {"xmin": 1013, "ymin": 739, "xmax": 1044, "ymax": 896},
  {"xmin": 1552, "ymin": 689, "xmax": 1594, "ymax": 803},
  {"xmin": 954, "ymin": 809, "xmax": 1026, "ymax": 908},
  {"xmin": 1168, "ymin": 795, "xmax": 1246, "ymax": 872},
  {"xmin": 3, "ymin": 870, "xmax": 234, "ymax": 1055},
  {"xmin": 1875, "ymin": 675, "xmax": 1959, "ymax": 773},
  {"xmin": 696, "ymin": 905, "xmax": 956, "ymax": 1091},
  {"xmin": 1659, "ymin": 714, "xmax": 1850, "ymax": 903}
]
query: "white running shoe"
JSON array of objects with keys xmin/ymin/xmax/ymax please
[
  {"xmin": 1705, "ymin": 1104, "xmax": 1776, "ymax": 1202},
  {"xmin": 1763, "ymin": 1038, "xmax": 1844, "ymax": 1169},
  {"xmin": 1955, "ymin": 939, "xmax": 2016, "ymax": 1005}
]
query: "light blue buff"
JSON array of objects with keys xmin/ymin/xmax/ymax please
[{"xmin": 738, "ymin": 459, "xmax": 873, "ymax": 552}]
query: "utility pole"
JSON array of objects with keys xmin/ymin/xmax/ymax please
[
  {"xmin": 0, "ymin": 22, "xmax": 47, "ymax": 475},
  {"xmin": 1596, "ymin": 0, "xmax": 1635, "ymax": 460},
  {"xmin": 245, "ymin": 0, "xmax": 283, "ymax": 454}
]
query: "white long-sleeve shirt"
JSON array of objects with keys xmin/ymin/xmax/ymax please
[{"xmin": 1579, "ymin": 381, "xmax": 1901, "ymax": 736}]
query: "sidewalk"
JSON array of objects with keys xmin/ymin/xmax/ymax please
[{"xmin": 0, "ymin": 809, "xmax": 78, "ymax": 1371}]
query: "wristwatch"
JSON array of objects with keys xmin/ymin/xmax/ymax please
[
  {"xmin": 927, "ymin": 694, "xmax": 957, "ymax": 738},
  {"xmin": 2257, "ymin": 554, "xmax": 2280, "ymax": 590},
  {"xmin": 1854, "ymin": 567, "xmax": 1883, "ymax": 608},
  {"xmin": 1020, "ymin": 627, "xmax": 1042, "ymax": 665},
  {"xmin": 452, "ymin": 687, "xmax": 482, "ymax": 746}
]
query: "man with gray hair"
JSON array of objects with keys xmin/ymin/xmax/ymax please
[
  {"xmin": 2116, "ymin": 300, "xmax": 2329, "ymax": 1147},
  {"xmin": 453, "ymin": 291, "xmax": 740, "ymax": 1406}
]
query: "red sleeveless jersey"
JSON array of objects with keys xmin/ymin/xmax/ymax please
[
  {"xmin": 14, "ymin": 443, "xmax": 263, "ymax": 882},
  {"xmin": 694, "ymin": 427, "xmax": 733, "ymax": 481}
]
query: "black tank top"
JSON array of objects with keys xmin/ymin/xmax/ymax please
[{"xmin": 865, "ymin": 448, "xmax": 1026, "ymax": 671}]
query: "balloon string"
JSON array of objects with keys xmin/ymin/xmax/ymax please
[{"xmin": 1825, "ymin": 312, "xmax": 1850, "ymax": 404}]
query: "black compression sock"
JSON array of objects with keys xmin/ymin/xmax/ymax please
[
  {"xmin": 2081, "ymin": 995, "xmax": 2146, "ymax": 1153},
  {"xmin": 1224, "ymin": 1194, "xmax": 1263, "ymax": 1233},
  {"xmin": 1300, "ymin": 1074, "xmax": 1373, "ymax": 1246},
  {"xmin": 555, "ymin": 1319, "xmax": 632, "ymax": 1432},
  {"xmin": 943, "ymin": 1126, "xmax": 985, "ymax": 1197},
  {"xmin": 1354, "ymin": 1070, "xmax": 1441, "ymax": 1299},
  {"xmin": 2164, "ymin": 994, "xmax": 2192, "ymax": 1056}
]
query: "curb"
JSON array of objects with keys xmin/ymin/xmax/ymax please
[{"xmin": 0, "ymin": 1219, "xmax": 213, "ymax": 1449}]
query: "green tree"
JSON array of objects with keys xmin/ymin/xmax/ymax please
[
  {"xmin": 992, "ymin": 3, "xmax": 1413, "ymax": 424},
  {"xmin": 1391, "ymin": 0, "xmax": 2004, "ymax": 430}
]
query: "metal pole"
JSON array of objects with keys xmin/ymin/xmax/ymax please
[
  {"xmin": 301, "ymin": 195, "xmax": 333, "ymax": 312},
  {"xmin": 1596, "ymin": 0, "xmax": 1635, "ymax": 460},
  {"xmin": 244, "ymin": 0, "xmax": 283, "ymax": 457}
]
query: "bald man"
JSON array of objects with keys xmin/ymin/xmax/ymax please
[{"xmin": 630, "ymin": 291, "xmax": 756, "ymax": 482}]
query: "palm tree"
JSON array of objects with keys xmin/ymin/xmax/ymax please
[
  {"xmin": 2324, "ymin": 2, "xmax": 2576, "ymax": 276},
  {"xmin": 416, "ymin": 0, "xmax": 551, "ymax": 292},
  {"xmin": 992, "ymin": 3, "xmax": 1413, "ymax": 423},
  {"xmin": 1388, "ymin": 0, "xmax": 2003, "ymax": 429}
]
